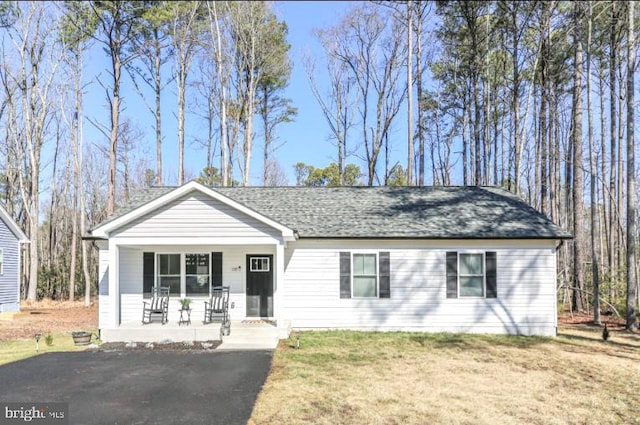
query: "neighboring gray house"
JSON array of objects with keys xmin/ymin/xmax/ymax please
[
  {"xmin": 89, "ymin": 181, "xmax": 571, "ymax": 342},
  {"xmin": 0, "ymin": 204, "xmax": 28, "ymax": 313}
]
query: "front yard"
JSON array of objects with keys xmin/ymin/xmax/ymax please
[
  {"xmin": 250, "ymin": 326, "xmax": 640, "ymax": 425},
  {"xmin": 2, "ymin": 302, "xmax": 639, "ymax": 424}
]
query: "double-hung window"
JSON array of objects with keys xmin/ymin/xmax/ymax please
[
  {"xmin": 459, "ymin": 253, "xmax": 484, "ymax": 297},
  {"xmin": 446, "ymin": 251, "xmax": 497, "ymax": 299},
  {"xmin": 157, "ymin": 254, "xmax": 181, "ymax": 296},
  {"xmin": 144, "ymin": 252, "xmax": 222, "ymax": 298},
  {"xmin": 340, "ymin": 251, "xmax": 390, "ymax": 299},
  {"xmin": 352, "ymin": 253, "xmax": 378, "ymax": 297},
  {"xmin": 185, "ymin": 254, "xmax": 210, "ymax": 296}
]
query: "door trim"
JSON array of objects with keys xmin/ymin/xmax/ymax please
[{"xmin": 246, "ymin": 254, "xmax": 274, "ymax": 318}]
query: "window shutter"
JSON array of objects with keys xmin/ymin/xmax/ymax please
[
  {"xmin": 212, "ymin": 252, "xmax": 223, "ymax": 287},
  {"xmin": 446, "ymin": 251, "xmax": 458, "ymax": 298},
  {"xmin": 340, "ymin": 252, "xmax": 351, "ymax": 299},
  {"xmin": 379, "ymin": 252, "xmax": 390, "ymax": 298},
  {"xmin": 143, "ymin": 252, "xmax": 155, "ymax": 295},
  {"xmin": 486, "ymin": 251, "xmax": 497, "ymax": 298}
]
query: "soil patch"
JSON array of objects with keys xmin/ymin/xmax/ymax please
[
  {"xmin": 0, "ymin": 300, "xmax": 98, "ymax": 342},
  {"xmin": 558, "ymin": 310, "xmax": 627, "ymax": 331}
]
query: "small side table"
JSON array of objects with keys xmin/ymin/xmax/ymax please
[{"xmin": 178, "ymin": 308, "xmax": 192, "ymax": 326}]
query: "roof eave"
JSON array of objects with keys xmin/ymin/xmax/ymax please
[
  {"xmin": 91, "ymin": 181, "xmax": 296, "ymax": 240},
  {"xmin": 295, "ymin": 235, "xmax": 573, "ymax": 240},
  {"xmin": 0, "ymin": 204, "xmax": 28, "ymax": 242}
]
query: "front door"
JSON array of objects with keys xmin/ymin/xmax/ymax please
[{"xmin": 246, "ymin": 255, "xmax": 273, "ymax": 317}]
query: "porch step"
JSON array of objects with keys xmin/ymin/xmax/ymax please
[
  {"xmin": 217, "ymin": 321, "xmax": 286, "ymax": 350},
  {"xmin": 101, "ymin": 324, "xmax": 222, "ymax": 343}
]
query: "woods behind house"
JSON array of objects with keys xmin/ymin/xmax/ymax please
[{"xmin": 0, "ymin": 1, "xmax": 637, "ymax": 330}]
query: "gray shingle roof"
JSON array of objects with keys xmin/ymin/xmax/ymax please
[{"xmin": 94, "ymin": 185, "xmax": 572, "ymax": 240}]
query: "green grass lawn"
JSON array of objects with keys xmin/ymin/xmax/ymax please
[
  {"xmin": 0, "ymin": 330, "xmax": 98, "ymax": 366},
  {"xmin": 249, "ymin": 327, "xmax": 640, "ymax": 425}
]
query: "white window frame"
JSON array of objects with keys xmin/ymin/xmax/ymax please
[
  {"xmin": 185, "ymin": 253, "xmax": 211, "ymax": 297},
  {"xmin": 351, "ymin": 251, "xmax": 379, "ymax": 298},
  {"xmin": 250, "ymin": 256, "xmax": 270, "ymax": 272},
  {"xmin": 0, "ymin": 248, "xmax": 3, "ymax": 275},
  {"xmin": 156, "ymin": 253, "xmax": 181, "ymax": 296},
  {"xmin": 458, "ymin": 251, "xmax": 486, "ymax": 298},
  {"xmin": 156, "ymin": 252, "xmax": 213, "ymax": 298}
]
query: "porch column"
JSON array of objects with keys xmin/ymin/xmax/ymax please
[
  {"xmin": 274, "ymin": 240, "xmax": 286, "ymax": 326},
  {"xmin": 108, "ymin": 240, "xmax": 120, "ymax": 328}
]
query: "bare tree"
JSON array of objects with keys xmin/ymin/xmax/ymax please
[
  {"xmin": 571, "ymin": 1, "xmax": 585, "ymax": 312},
  {"xmin": 127, "ymin": 1, "xmax": 173, "ymax": 186},
  {"xmin": 1, "ymin": 1, "xmax": 63, "ymax": 301},
  {"xmin": 169, "ymin": 1, "xmax": 202, "ymax": 185},
  {"xmin": 626, "ymin": 0, "xmax": 637, "ymax": 332},
  {"xmin": 264, "ymin": 158, "xmax": 288, "ymax": 186},
  {"xmin": 205, "ymin": 1, "xmax": 231, "ymax": 185},
  {"xmin": 586, "ymin": 0, "xmax": 600, "ymax": 324},
  {"xmin": 305, "ymin": 33, "xmax": 359, "ymax": 186},
  {"xmin": 328, "ymin": 4, "xmax": 407, "ymax": 186},
  {"xmin": 84, "ymin": 1, "xmax": 140, "ymax": 214}
]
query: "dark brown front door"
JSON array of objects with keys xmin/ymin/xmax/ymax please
[{"xmin": 246, "ymin": 255, "xmax": 273, "ymax": 317}]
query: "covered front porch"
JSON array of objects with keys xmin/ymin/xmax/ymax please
[
  {"xmin": 98, "ymin": 241, "xmax": 290, "ymax": 343},
  {"xmin": 90, "ymin": 182, "xmax": 296, "ymax": 343}
]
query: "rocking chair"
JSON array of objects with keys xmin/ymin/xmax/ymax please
[
  {"xmin": 142, "ymin": 286, "xmax": 170, "ymax": 324},
  {"xmin": 204, "ymin": 286, "xmax": 230, "ymax": 335}
]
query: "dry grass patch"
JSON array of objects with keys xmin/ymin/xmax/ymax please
[{"xmin": 250, "ymin": 328, "xmax": 640, "ymax": 425}]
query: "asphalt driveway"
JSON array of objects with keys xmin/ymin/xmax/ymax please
[{"xmin": 0, "ymin": 349, "xmax": 273, "ymax": 424}]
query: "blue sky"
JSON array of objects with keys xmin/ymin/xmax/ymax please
[{"xmin": 82, "ymin": 1, "xmax": 413, "ymax": 186}]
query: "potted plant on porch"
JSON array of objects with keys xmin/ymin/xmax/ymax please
[{"xmin": 179, "ymin": 298, "xmax": 191, "ymax": 311}]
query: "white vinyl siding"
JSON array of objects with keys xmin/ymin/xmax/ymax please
[
  {"xmin": 119, "ymin": 247, "xmax": 143, "ymax": 324},
  {"xmin": 111, "ymin": 192, "xmax": 282, "ymax": 241},
  {"xmin": 98, "ymin": 246, "xmax": 110, "ymax": 328},
  {"xmin": 283, "ymin": 239, "xmax": 558, "ymax": 336}
]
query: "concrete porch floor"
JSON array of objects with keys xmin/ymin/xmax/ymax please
[{"xmin": 100, "ymin": 320, "xmax": 290, "ymax": 350}]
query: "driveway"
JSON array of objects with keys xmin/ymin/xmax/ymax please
[{"xmin": 0, "ymin": 350, "xmax": 273, "ymax": 424}]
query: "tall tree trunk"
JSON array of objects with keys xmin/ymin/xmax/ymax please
[
  {"xmin": 587, "ymin": 1, "xmax": 600, "ymax": 324},
  {"xmin": 261, "ymin": 89, "xmax": 269, "ymax": 185},
  {"xmin": 208, "ymin": 1, "xmax": 229, "ymax": 186},
  {"xmin": 177, "ymin": 59, "xmax": 186, "ymax": 185},
  {"xmin": 598, "ymin": 67, "xmax": 610, "ymax": 285},
  {"xmin": 511, "ymin": 8, "xmax": 521, "ymax": 194},
  {"xmin": 540, "ymin": 50, "xmax": 548, "ymax": 215},
  {"xmin": 406, "ymin": 0, "xmax": 413, "ymax": 186},
  {"xmin": 609, "ymin": 1, "xmax": 618, "ymax": 302},
  {"xmin": 416, "ymin": 3, "xmax": 424, "ymax": 185},
  {"xmin": 154, "ymin": 27, "xmax": 163, "ymax": 186},
  {"xmin": 78, "ymin": 59, "xmax": 91, "ymax": 307},
  {"xmin": 462, "ymin": 101, "xmax": 468, "ymax": 185},
  {"xmin": 107, "ymin": 21, "xmax": 121, "ymax": 215},
  {"xmin": 107, "ymin": 14, "xmax": 122, "ymax": 214},
  {"xmin": 626, "ymin": 0, "xmax": 638, "ymax": 331},
  {"xmin": 572, "ymin": 1, "xmax": 585, "ymax": 312},
  {"xmin": 69, "ymin": 56, "xmax": 79, "ymax": 302}
]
